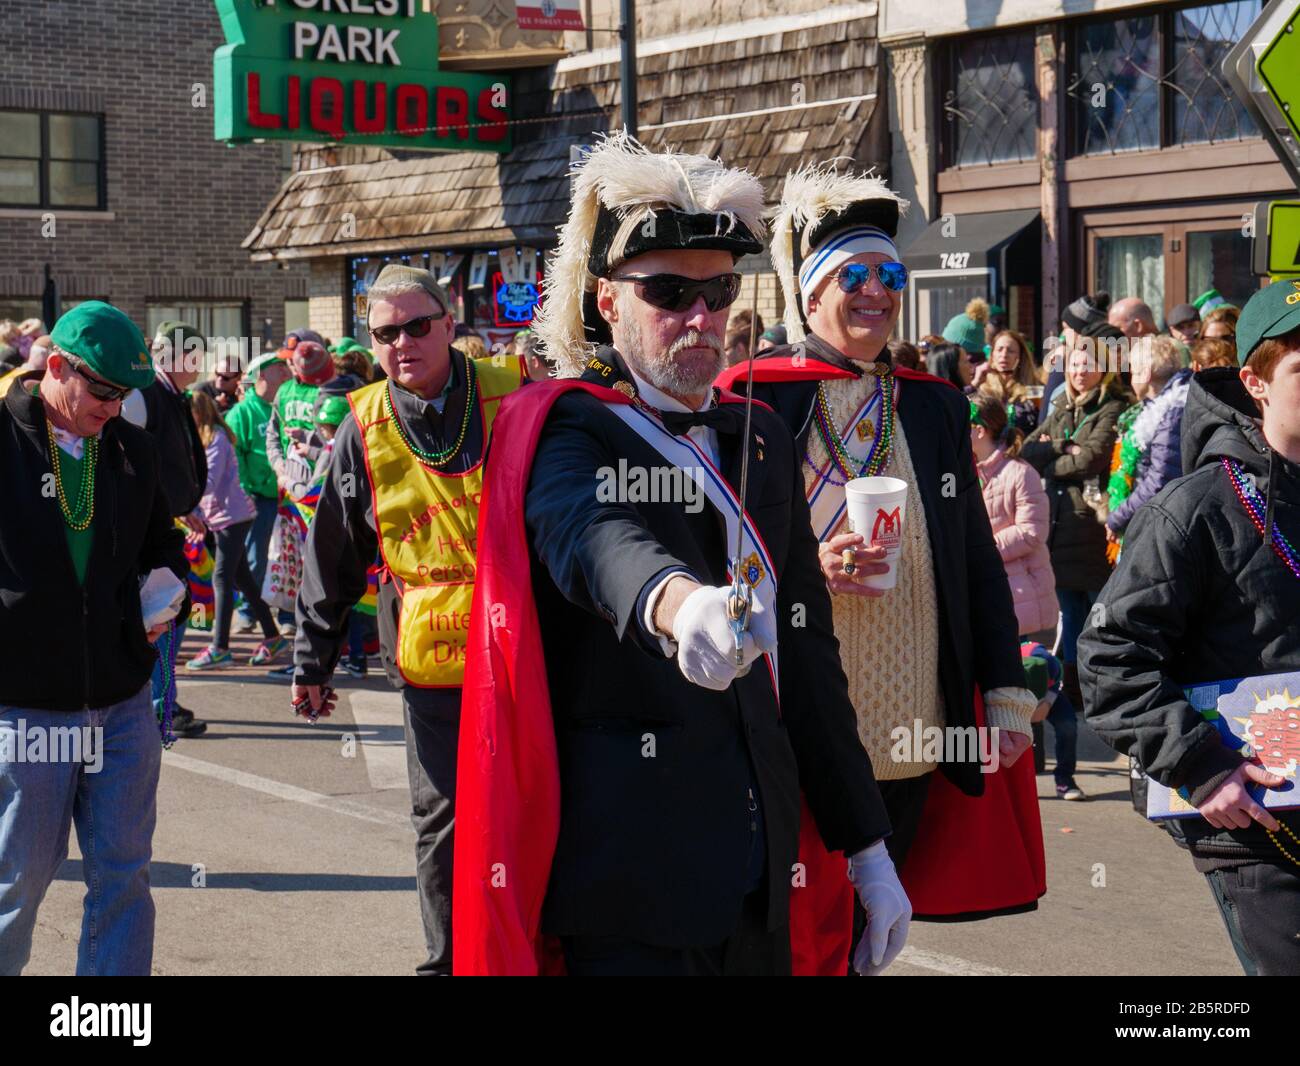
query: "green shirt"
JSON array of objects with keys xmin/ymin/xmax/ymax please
[
  {"xmin": 55, "ymin": 447, "xmax": 94, "ymax": 585},
  {"xmin": 226, "ymin": 391, "xmax": 278, "ymax": 500},
  {"xmin": 275, "ymin": 379, "xmax": 321, "ymax": 454}
]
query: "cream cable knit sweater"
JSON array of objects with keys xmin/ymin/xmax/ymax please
[{"xmin": 804, "ymin": 372, "xmax": 943, "ymax": 780}]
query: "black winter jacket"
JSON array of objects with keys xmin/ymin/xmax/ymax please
[
  {"xmin": 0, "ymin": 376, "xmax": 188, "ymax": 711},
  {"xmin": 1078, "ymin": 368, "xmax": 1300, "ymax": 866},
  {"xmin": 1021, "ymin": 384, "xmax": 1128, "ymax": 591},
  {"xmin": 141, "ymin": 373, "xmax": 207, "ymax": 518}
]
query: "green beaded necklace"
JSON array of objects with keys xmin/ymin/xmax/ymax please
[
  {"xmin": 46, "ymin": 419, "xmax": 98, "ymax": 531},
  {"xmin": 382, "ymin": 360, "xmax": 478, "ymax": 468}
]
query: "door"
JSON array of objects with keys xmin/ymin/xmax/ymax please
[{"xmin": 1084, "ymin": 211, "xmax": 1259, "ymax": 322}]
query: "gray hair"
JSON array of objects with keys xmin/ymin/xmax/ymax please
[
  {"xmin": 362, "ymin": 264, "xmax": 449, "ymax": 326},
  {"xmin": 1140, "ymin": 335, "xmax": 1184, "ymax": 384}
]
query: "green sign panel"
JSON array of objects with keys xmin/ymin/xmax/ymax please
[
  {"xmin": 1258, "ymin": 8, "xmax": 1300, "ymax": 148},
  {"xmin": 1268, "ymin": 200, "xmax": 1300, "ymax": 274},
  {"xmin": 213, "ymin": 0, "xmax": 511, "ymax": 152}
]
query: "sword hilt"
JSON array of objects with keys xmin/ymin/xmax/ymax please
[{"xmin": 726, "ymin": 566, "xmax": 753, "ymax": 678}]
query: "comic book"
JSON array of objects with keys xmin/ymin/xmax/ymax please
[{"xmin": 1146, "ymin": 669, "xmax": 1300, "ymax": 820}]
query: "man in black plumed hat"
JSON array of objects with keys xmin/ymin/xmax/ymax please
[{"xmin": 453, "ymin": 133, "xmax": 909, "ymax": 976}]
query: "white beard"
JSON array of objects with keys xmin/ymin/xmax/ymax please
[{"xmin": 621, "ymin": 316, "xmax": 724, "ymax": 398}]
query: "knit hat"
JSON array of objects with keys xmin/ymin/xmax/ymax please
[
  {"xmin": 289, "ymin": 339, "xmax": 334, "ymax": 385},
  {"xmin": 285, "ymin": 328, "xmax": 327, "ymax": 349},
  {"xmin": 1061, "ymin": 292, "xmax": 1111, "ymax": 334},
  {"xmin": 770, "ymin": 162, "xmax": 908, "ymax": 344},
  {"xmin": 52, "ymin": 301, "xmax": 155, "ymax": 389},
  {"xmin": 942, "ymin": 298, "xmax": 989, "ymax": 356},
  {"xmin": 533, "ymin": 130, "xmax": 766, "ymax": 376}
]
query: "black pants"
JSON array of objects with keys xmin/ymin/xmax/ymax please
[
  {"xmin": 560, "ymin": 891, "xmax": 790, "ymax": 976},
  {"xmin": 403, "ymin": 686, "xmax": 461, "ymax": 975},
  {"xmin": 211, "ymin": 520, "xmax": 277, "ymax": 649},
  {"xmin": 1205, "ymin": 862, "xmax": 1300, "ymax": 976},
  {"xmin": 849, "ymin": 773, "xmax": 932, "ymax": 971}
]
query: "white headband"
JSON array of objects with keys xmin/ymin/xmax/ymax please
[{"xmin": 798, "ymin": 226, "xmax": 899, "ymax": 301}]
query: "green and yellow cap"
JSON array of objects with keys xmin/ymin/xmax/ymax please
[
  {"xmin": 1235, "ymin": 279, "xmax": 1300, "ymax": 366},
  {"xmin": 50, "ymin": 301, "xmax": 154, "ymax": 389}
]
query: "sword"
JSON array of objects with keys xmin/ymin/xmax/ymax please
[{"xmin": 726, "ymin": 275, "xmax": 762, "ymax": 675}]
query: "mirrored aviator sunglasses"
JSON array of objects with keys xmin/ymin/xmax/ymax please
[
  {"xmin": 835, "ymin": 261, "xmax": 909, "ymax": 294},
  {"xmin": 369, "ymin": 313, "xmax": 442, "ymax": 346},
  {"xmin": 615, "ymin": 273, "xmax": 742, "ymax": 313}
]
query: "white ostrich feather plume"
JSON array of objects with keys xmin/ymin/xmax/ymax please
[
  {"xmin": 534, "ymin": 131, "xmax": 766, "ymax": 377},
  {"xmin": 770, "ymin": 161, "xmax": 908, "ymax": 343}
]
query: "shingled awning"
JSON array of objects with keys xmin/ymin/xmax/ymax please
[{"xmin": 243, "ymin": 4, "xmax": 884, "ymax": 261}]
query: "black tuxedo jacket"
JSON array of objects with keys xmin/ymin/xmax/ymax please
[{"xmin": 523, "ymin": 347, "xmax": 889, "ymax": 948}]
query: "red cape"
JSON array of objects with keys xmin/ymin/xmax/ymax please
[
  {"xmin": 452, "ymin": 378, "xmax": 853, "ymax": 975},
  {"xmin": 716, "ymin": 355, "xmax": 1047, "ymax": 920}
]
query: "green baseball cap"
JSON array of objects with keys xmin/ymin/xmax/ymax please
[
  {"xmin": 315, "ymin": 395, "xmax": 351, "ymax": 428},
  {"xmin": 1235, "ymin": 280, "xmax": 1300, "ymax": 365},
  {"xmin": 50, "ymin": 301, "xmax": 154, "ymax": 389},
  {"xmin": 242, "ymin": 351, "xmax": 285, "ymax": 384}
]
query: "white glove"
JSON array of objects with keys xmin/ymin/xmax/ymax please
[
  {"xmin": 848, "ymin": 841, "xmax": 912, "ymax": 976},
  {"xmin": 671, "ymin": 584, "xmax": 778, "ymax": 691}
]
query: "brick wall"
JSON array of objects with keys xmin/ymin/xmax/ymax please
[
  {"xmin": 0, "ymin": 0, "xmax": 307, "ymax": 341},
  {"xmin": 309, "ymin": 257, "xmax": 348, "ymax": 341}
]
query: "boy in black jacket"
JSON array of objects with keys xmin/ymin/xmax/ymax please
[{"xmin": 1079, "ymin": 281, "xmax": 1300, "ymax": 975}]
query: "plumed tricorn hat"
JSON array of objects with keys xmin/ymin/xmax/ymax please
[
  {"xmin": 770, "ymin": 163, "xmax": 909, "ymax": 344},
  {"xmin": 533, "ymin": 131, "xmax": 766, "ymax": 377}
]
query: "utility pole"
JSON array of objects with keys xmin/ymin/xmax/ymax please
[{"xmin": 620, "ymin": 0, "xmax": 638, "ymax": 138}]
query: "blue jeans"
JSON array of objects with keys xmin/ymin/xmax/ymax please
[
  {"xmin": 1056, "ymin": 588, "xmax": 1098, "ymax": 665},
  {"xmin": 0, "ymin": 685, "xmax": 160, "ymax": 975},
  {"xmin": 238, "ymin": 494, "xmax": 279, "ymax": 622},
  {"xmin": 1046, "ymin": 689, "xmax": 1079, "ymax": 786}
]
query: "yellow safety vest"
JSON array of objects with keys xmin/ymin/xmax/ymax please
[
  {"xmin": 0, "ymin": 367, "xmax": 26, "ymax": 395},
  {"xmin": 350, "ymin": 356, "xmax": 523, "ymax": 687}
]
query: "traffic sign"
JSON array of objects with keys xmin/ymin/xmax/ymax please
[
  {"xmin": 1250, "ymin": 199, "xmax": 1300, "ymax": 276},
  {"xmin": 1223, "ymin": 0, "xmax": 1300, "ymax": 190},
  {"xmin": 1268, "ymin": 201, "xmax": 1300, "ymax": 274}
]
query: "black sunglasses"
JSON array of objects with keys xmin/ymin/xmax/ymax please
[
  {"xmin": 611, "ymin": 273, "xmax": 742, "ymax": 314},
  {"xmin": 369, "ymin": 310, "xmax": 447, "ymax": 346},
  {"xmin": 66, "ymin": 355, "xmax": 131, "ymax": 402}
]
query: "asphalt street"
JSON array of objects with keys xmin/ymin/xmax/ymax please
[{"xmin": 26, "ymin": 630, "xmax": 1240, "ymax": 976}]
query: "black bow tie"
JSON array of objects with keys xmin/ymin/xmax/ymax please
[{"xmin": 658, "ymin": 403, "xmax": 746, "ymax": 437}]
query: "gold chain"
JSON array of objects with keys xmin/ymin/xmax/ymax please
[{"xmin": 1266, "ymin": 820, "xmax": 1300, "ymax": 869}]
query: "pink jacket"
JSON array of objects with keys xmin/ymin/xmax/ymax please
[{"xmin": 978, "ymin": 446, "xmax": 1058, "ymax": 635}]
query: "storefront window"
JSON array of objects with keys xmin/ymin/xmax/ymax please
[
  {"xmin": 1095, "ymin": 234, "xmax": 1165, "ymax": 317},
  {"xmin": 1071, "ymin": 17, "xmax": 1161, "ymax": 155},
  {"xmin": 1068, "ymin": 1, "xmax": 1261, "ymax": 156},
  {"xmin": 350, "ymin": 249, "xmax": 543, "ymax": 347},
  {"xmin": 1187, "ymin": 229, "xmax": 1255, "ymax": 308},
  {"xmin": 1171, "ymin": 1, "xmax": 1261, "ymax": 145},
  {"xmin": 943, "ymin": 32, "xmax": 1040, "ymax": 167}
]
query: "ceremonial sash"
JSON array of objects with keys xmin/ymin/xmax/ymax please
[
  {"xmin": 605, "ymin": 401, "xmax": 780, "ymax": 695},
  {"xmin": 805, "ymin": 383, "xmax": 891, "ymax": 543}
]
